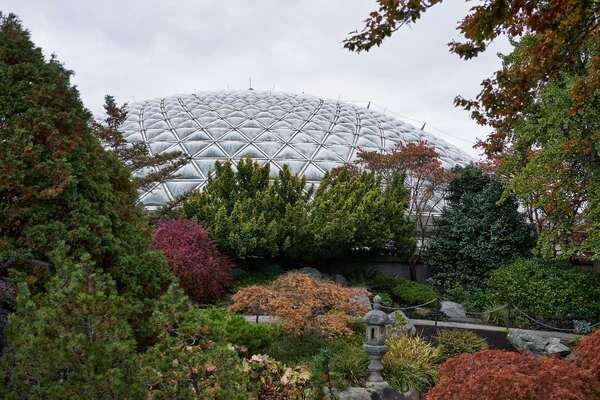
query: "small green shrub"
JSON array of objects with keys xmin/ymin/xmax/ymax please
[
  {"xmin": 267, "ymin": 334, "xmax": 329, "ymax": 365},
  {"xmin": 383, "ymin": 335, "xmax": 439, "ymax": 393},
  {"xmin": 433, "ymin": 329, "xmax": 488, "ymax": 362},
  {"xmin": 310, "ymin": 340, "xmax": 369, "ymax": 391},
  {"xmin": 488, "ymin": 258, "xmax": 600, "ymax": 322},
  {"xmin": 245, "ymin": 354, "xmax": 313, "ymax": 400},
  {"xmin": 365, "ymin": 273, "xmax": 399, "ymax": 294},
  {"xmin": 483, "ymin": 304, "xmax": 530, "ymax": 329},
  {"xmin": 377, "ymin": 292, "xmax": 394, "ymax": 307},
  {"xmin": 392, "ymin": 279, "xmax": 437, "ymax": 305},
  {"xmin": 197, "ymin": 307, "xmax": 283, "ymax": 355}
]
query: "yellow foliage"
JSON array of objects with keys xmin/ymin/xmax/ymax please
[{"xmin": 229, "ymin": 272, "xmax": 368, "ymax": 336}]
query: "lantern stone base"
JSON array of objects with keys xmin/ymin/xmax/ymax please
[{"xmin": 338, "ymin": 386, "xmax": 412, "ymax": 400}]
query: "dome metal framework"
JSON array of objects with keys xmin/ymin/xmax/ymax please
[{"xmin": 121, "ymin": 90, "xmax": 473, "ymax": 206}]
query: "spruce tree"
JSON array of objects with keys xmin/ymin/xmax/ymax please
[
  {"xmin": 0, "ymin": 254, "xmax": 144, "ymax": 399},
  {"xmin": 0, "ymin": 12, "xmax": 172, "ymax": 331},
  {"xmin": 427, "ymin": 165, "xmax": 533, "ymax": 293}
]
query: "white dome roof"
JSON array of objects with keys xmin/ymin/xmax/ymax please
[{"xmin": 122, "ymin": 90, "xmax": 473, "ymax": 206}]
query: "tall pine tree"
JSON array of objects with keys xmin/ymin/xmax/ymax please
[{"xmin": 0, "ymin": 12, "xmax": 172, "ymax": 337}]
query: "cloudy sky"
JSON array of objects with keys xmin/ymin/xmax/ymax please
[{"xmin": 5, "ymin": 1, "xmax": 511, "ymax": 157}]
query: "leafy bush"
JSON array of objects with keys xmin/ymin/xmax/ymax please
[
  {"xmin": 267, "ymin": 334, "xmax": 330, "ymax": 366},
  {"xmin": 154, "ymin": 218, "xmax": 232, "ymax": 304},
  {"xmin": 572, "ymin": 328, "xmax": 600, "ymax": 379},
  {"xmin": 427, "ymin": 165, "xmax": 532, "ymax": 292},
  {"xmin": 364, "ymin": 273, "xmax": 399, "ymax": 295},
  {"xmin": 377, "ymin": 292, "xmax": 394, "ymax": 306},
  {"xmin": 244, "ymin": 354, "xmax": 313, "ymax": 400},
  {"xmin": 432, "ymin": 329, "xmax": 487, "ymax": 362},
  {"xmin": 392, "ymin": 279, "xmax": 437, "ymax": 305},
  {"xmin": 230, "ymin": 272, "xmax": 368, "ymax": 336},
  {"xmin": 0, "ymin": 263, "xmax": 144, "ymax": 399},
  {"xmin": 139, "ymin": 286, "xmax": 250, "ymax": 400},
  {"xmin": 383, "ymin": 335, "xmax": 439, "ymax": 393},
  {"xmin": 310, "ymin": 340, "xmax": 369, "ymax": 391},
  {"xmin": 195, "ymin": 307, "xmax": 283, "ymax": 355},
  {"xmin": 303, "ymin": 167, "xmax": 414, "ymax": 261},
  {"xmin": 142, "ymin": 344, "xmax": 248, "ymax": 400},
  {"xmin": 426, "ymin": 350, "xmax": 600, "ymax": 400},
  {"xmin": 483, "ymin": 304, "xmax": 530, "ymax": 329},
  {"xmin": 488, "ymin": 258, "xmax": 600, "ymax": 322},
  {"xmin": 183, "ymin": 159, "xmax": 414, "ymax": 263}
]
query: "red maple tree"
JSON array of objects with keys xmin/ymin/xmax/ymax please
[
  {"xmin": 426, "ymin": 349, "xmax": 600, "ymax": 400},
  {"xmin": 153, "ymin": 218, "xmax": 232, "ymax": 303},
  {"xmin": 357, "ymin": 140, "xmax": 454, "ymax": 280},
  {"xmin": 572, "ymin": 328, "xmax": 600, "ymax": 380}
]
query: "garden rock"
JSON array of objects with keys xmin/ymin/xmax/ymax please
[
  {"xmin": 507, "ymin": 329, "xmax": 571, "ymax": 356},
  {"xmin": 440, "ymin": 301, "xmax": 467, "ymax": 320},
  {"xmin": 296, "ymin": 267, "xmax": 323, "ymax": 280},
  {"xmin": 545, "ymin": 338, "xmax": 570, "ymax": 356},
  {"xmin": 333, "ymin": 274, "xmax": 349, "ymax": 286},
  {"xmin": 350, "ymin": 289, "xmax": 372, "ymax": 311}
]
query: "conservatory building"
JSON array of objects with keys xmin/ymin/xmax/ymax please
[{"xmin": 120, "ymin": 90, "xmax": 473, "ymax": 206}]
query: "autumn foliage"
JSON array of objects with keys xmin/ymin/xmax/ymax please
[
  {"xmin": 426, "ymin": 349, "xmax": 600, "ymax": 400},
  {"xmin": 229, "ymin": 273, "xmax": 368, "ymax": 337},
  {"xmin": 153, "ymin": 219, "xmax": 232, "ymax": 303},
  {"xmin": 572, "ymin": 328, "xmax": 600, "ymax": 380}
]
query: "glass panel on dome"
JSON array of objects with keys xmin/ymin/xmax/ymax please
[
  {"xmin": 182, "ymin": 141, "xmax": 211, "ymax": 156},
  {"xmin": 303, "ymin": 163, "xmax": 325, "ymax": 181},
  {"xmin": 274, "ymin": 145, "xmax": 304, "ymax": 160},
  {"xmin": 198, "ymin": 145, "xmax": 227, "ymax": 158},
  {"xmin": 220, "ymin": 141, "xmax": 247, "ymax": 157}
]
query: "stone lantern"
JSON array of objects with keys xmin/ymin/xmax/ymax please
[{"xmin": 362, "ymin": 295, "xmax": 394, "ymax": 389}]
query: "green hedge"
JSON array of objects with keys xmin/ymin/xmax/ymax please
[
  {"xmin": 392, "ymin": 279, "xmax": 437, "ymax": 305},
  {"xmin": 197, "ymin": 307, "xmax": 283, "ymax": 355},
  {"xmin": 488, "ymin": 258, "xmax": 600, "ymax": 322}
]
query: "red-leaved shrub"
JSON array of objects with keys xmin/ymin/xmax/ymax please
[
  {"xmin": 154, "ymin": 218, "xmax": 232, "ymax": 303},
  {"xmin": 573, "ymin": 328, "xmax": 600, "ymax": 379},
  {"xmin": 426, "ymin": 349, "xmax": 600, "ymax": 400}
]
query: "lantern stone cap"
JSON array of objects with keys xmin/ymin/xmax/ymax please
[{"xmin": 362, "ymin": 295, "xmax": 394, "ymax": 325}]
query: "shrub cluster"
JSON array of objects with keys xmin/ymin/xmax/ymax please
[
  {"xmin": 245, "ymin": 355, "xmax": 313, "ymax": 400},
  {"xmin": 488, "ymin": 258, "xmax": 600, "ymax": 322},
  {"xmin": 432, "ymin": 329, "xmax": 487, "ymax": 363},
  {"xmin": 309, "ymin": 340, "xmax": 369, "ymax": 392},
  {"xmin": 361, "ymin": 273, "xmax": 437, "ymax": 307},
  {"xmin": 230, "ymin": 272, "xmax": 368, "ymax": 336},
  {"xmin": 572, "ymin": 328, "xmax": 600, "ymax": 378},
  {"xmin": 183, "ymin": 158, "xmax": 414, "ymax": 263},
  {"xmin": 153, "ymin": 218, "xmax": 232, "ymax": 304},
  {"xmin": 392, "ymin": 279, "xmax": 437, "ymax": 305},
  {"xmin": 426, "ymin": 349, "xmax": 600, "ymax": 400},
  {"xmin": 383, "ymin": 335, "xmax": 439, "ymax": 393},
  {"xmin": 195, "ymin": 307, "xmax": 283, "ymax": 355}
]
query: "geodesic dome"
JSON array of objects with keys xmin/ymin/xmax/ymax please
[{"xmin": 121, "ymin": 90, "xmax": 473, "ymax": 206}]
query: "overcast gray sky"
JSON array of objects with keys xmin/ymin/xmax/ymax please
[{"xmin": 5, "ymin": 1, "xmax": 511, "ymax": 157}]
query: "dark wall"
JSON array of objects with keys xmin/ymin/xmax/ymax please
[{"xmin": 322, "ymin": 256, "xmax": 431, "ymax": 283}]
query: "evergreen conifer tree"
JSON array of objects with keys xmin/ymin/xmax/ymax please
[
  {"xmin": 0, "ymin": 254, "xmax": 144, "ymax": 399},
  {"xmin": 0, "ymin": 13, "xmax": 172, "ymax": 336},
  {"xmin": 427, "ymin": 165, "xmax": 532, "ymax": 292}
]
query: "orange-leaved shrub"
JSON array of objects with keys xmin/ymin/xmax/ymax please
[
  {"xmin": 572, "ymin": 328, "xmax": 600, "ymax": 380},
  {"xmin": 229, "ymin": 272, "xmax": 368, "ymax": 336},
  {"xmin": 426, "ymin": 349, "xmax": 600, "ymax": 400},
  {"xmin": 154, "ymin": 218, "xmax": 232, "ymax": 304}
]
